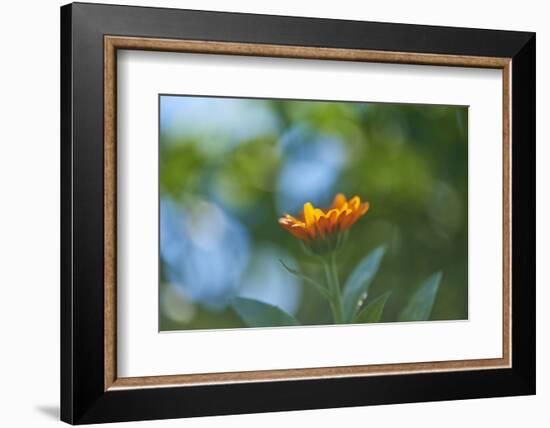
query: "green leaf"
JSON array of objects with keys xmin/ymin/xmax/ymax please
[
  {"xmin": 342, "ymin": 246, "xmax": 386, "ymax": 322},
  {"xmin": 353, "ymin": 291, "xmax": 392, "ymax": 323},
  {"xmin": 231, "ymin": 297, "xmax": 299, "ymax": 328},
  {"xmin": 279, "ymin": 259, "xmax": 331, "ymax": 300},
  {"xmin": 398, "ymin": 272, "xmax": 443, "ymax": 322}
]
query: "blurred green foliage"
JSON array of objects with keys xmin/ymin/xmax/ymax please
[{"xmin": 159, "ymin": 96, "xmax": 468, "ymax": 331}]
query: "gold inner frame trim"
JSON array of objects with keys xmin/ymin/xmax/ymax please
[{"xmin": 104, "ymin": 35, "xmax": 512, "ymax": 391}]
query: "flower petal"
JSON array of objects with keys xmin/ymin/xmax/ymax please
[
  {"xmin": 313, "ymin": 208, "xmax": 326, "ymax": 221},
  {"xmin": 326, "ymin": 209, "xmax": 339, "ymax": 231},
  {"xmin": 303, "ymin": 203, "xmax": 315, "ymax": 226},
  {"xmin": 316, "ymin": 215, "xmax": 331, "ymax": 238},
  {"xmin": 303, "ymin": 202, "xmax": 317, "ymax": 238},
  {"xmin": 339, "ymin": 209, "xmax": 356, "ymax": 230},
  {"xmin": 289, "ymin": 224, "xmax": 310, "ymax": 240},
  {"xmin": 348, "ymin": 196, "xmax": 361, "ymax": 210},
  {"xmin": 332, "ymin": 193, "xmax": 347, "ymax": 209}
]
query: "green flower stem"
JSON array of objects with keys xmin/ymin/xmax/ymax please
[
  {"xmin": 322, "ymin": 254, "xmax": 344, "ymax": 323},
  {"xmin": 322, "ymin": 261, "xmax": 338, "ymax": 323},
  {"xmin": 330, "ymin": 253, "xmax": 344, "ymax": 323}
]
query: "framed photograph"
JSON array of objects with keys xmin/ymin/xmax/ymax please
[{"xmin": 60, "ymin": 2, "xmax": 535, "ymax": 424}]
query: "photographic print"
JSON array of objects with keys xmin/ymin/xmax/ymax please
[
  {"xmin": 159, "ymin": 95, "xmax": 468, "ymax": 331},
  {"xmin": 62, "ymin": 7, "xmax": 534, "ymax": 422}
]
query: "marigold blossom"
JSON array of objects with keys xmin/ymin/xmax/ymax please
[{"xmin": 278, "ymin": 193, "xmax": 369, "ymax": 253}]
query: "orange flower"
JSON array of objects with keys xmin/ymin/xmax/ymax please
[{"xmin": 278, "ymin": 193, "xmax": 369, "ymax": 252}]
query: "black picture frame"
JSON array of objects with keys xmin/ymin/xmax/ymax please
[{"xmin": 61, "ymin": 2, "xmax": 535, "ymax": 424}]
